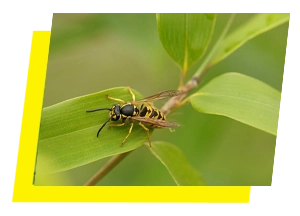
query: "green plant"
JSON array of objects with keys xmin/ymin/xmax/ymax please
[{"xmin": 35, "ymin": 13, "xmax": 289, "ymax": 186}]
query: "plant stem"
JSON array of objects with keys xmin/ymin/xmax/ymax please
[
  {"xmin": 161, "ymin": 14, "xmax": 236, "ymax": 116},
  {"xmin": 84, "ymin": 151, "xmax": 131, "ymax": 186}
]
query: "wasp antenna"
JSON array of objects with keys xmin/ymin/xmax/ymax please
[
  {"xmin": 86, "ymin": 108, "xmax": 112, "ymax": 112},
  {"xmin": 97, "ymin": 116, "xmax": 112, "ymax": 137}
]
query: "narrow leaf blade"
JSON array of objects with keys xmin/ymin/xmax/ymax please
[
  {"xmin": 190, "ymin": 73, "xmax": 281, "ymax": 135},
  {"xmin": 211, "ymin": 13, "xmax": 289, "ymax": 65},
  {"xmin": 148, "ymin": 141, "xmax": 205, "ymax": 186},
  {"xmin": 157, "ymin": 13, "xmax": 216, "ymax": 71},
  {"xmin": 36, "ymin": 87, "xmax": 152, "ymax": 174}
]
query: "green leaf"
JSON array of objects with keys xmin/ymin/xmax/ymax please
[
  {"xmin": 36, "ymin": 87, "xmax": 152, "ymax": 174},
  {"xmin": 211, "ymin": 13, "xmax": 289, "ymax": 66},
  {"xmin": 34, "ymin": 154, "xmax": 72, "ymax": 185},
  {"xmin": 148, "ymin": 141, "xmax": 205, "ymax": 186},
  {"xmin": 157, "ymin": 13, "xmax": 216, "ymax": 72},
  {"xmin": 190, "ymin": 73, "xmax": 281, "ymax": 136}
]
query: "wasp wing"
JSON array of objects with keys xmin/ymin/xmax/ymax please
[
  {"xmin": 133, "ymin": 90, "xmax": 182, "ymax": 104},
  {"xmin": 131, "ymin": 116, "xmax": 180, "ymax": 128}
]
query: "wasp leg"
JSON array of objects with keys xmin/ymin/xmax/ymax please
[
  {"xmin": 106, "ymin": 94, "xmax": 125, "ymax": 104},
  {"xmin": 121, "ymin": 122, "xmax": 134, "ymax": 146},
  {"xmin": 108, "ymin": 122, "xmax": 125, "ymax": 129},
  {"xmin": 138, "ymin": 122, "xmax": 151, "ymax": 147},
  {"xmin": 127, "ymin": 86, "xmax": 136, "ymax": 101}
]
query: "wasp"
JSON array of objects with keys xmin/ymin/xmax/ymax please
[{"xmin": 86, "ymin": 87, "xmax": 181, "ymax": 147}]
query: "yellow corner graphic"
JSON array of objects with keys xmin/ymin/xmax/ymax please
[{"xmin": 12, "ymin": 31, "xmax": 251, "ymax": 202}]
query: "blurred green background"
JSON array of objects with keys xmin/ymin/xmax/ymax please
[{"xmin": 38, "ymin": 13, "xmax": 288, "ymax": 186}]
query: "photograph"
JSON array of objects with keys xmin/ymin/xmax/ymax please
[{"xmin": 34, "ymin": 13, "xmax": 289, "ymax": 186}]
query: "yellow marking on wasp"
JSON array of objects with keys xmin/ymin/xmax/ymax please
[{"xmin": 121, "ymin": 114, "xmax": 127, "ymax": 119}]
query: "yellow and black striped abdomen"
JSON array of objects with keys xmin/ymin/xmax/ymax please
[{"xmin": 139, "ymin": 104, "xmax": 166, "ymax": 126}]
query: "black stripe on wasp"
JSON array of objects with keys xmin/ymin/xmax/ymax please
[{"xmin": 86, "ymin": 87, "xmax": 181, "ymax": 147}]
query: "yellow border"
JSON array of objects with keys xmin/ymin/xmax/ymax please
[{"xmin": 12, "ymin": 31, "xmax": 251, "ymax": 202}]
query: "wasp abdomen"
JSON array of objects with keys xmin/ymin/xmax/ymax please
[{"xmin": 139, "ymin": 104, "xmax": 166, "ymax": 121}]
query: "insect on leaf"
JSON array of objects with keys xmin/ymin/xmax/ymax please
[{"xmin": 36, "ymin": 87, "xmax": 152, "ymax": 174}]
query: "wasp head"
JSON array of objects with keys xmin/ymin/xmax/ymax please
[
  {"xmin": 110, "ymin": 104, "xmax": 121, "ymax": 121},
  {"xmin": 86, "ymin": 105, "xmax": 121, "ymax": 137}
]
